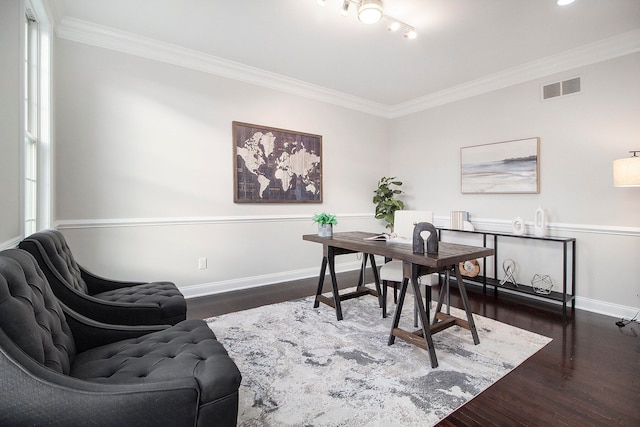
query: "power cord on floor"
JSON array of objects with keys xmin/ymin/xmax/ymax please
[{"xmin": 615, "ymin": 310, "xmax": 639, "ymax": 327}]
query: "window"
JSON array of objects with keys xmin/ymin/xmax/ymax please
[
  {"xmin": 23, "ymin": 1, "xmax": 50, "ymax": 236},
  {"xmin": 24, "ymin": 9, "xmax": 38, "ymax": 235}
]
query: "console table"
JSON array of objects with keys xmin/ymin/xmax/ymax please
[
  {"xmin": 303, "ymin": 231, "xmax": 494, "ymax": 368},
  {"xmin": 438, "ymin": 228, "xmax": 576, "ymax": 318}
]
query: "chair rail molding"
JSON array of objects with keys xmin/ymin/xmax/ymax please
[
  {"xmin": 433, "ymin": 215, "xmax": 640, "ymax": 238},
  {"xmin": 55, "ymin": 214, "xmax": 640, "ymax": 237},
  {"xmin": 0, "ymin": 236, "xmax": 23, "ymax": 251},
  {"xmin": 54, "ymin": 213, "xmax": 375, "ymax": 229}
]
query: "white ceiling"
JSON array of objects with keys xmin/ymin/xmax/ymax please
[{"xmin": 52, "ymin": 0, "xmax": 640, "ymax": 109}]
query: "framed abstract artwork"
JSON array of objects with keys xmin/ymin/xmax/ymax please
[
  {"xmin": 233, "ymin": 121, "xmax": 323, "ymax": 203},
  {"xmin": 460, "ymin": 137, "xmax": 540, "ymax": 194}
]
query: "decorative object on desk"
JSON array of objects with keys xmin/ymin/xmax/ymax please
[
  {"xmin": 313, "ymin": 212, "xmax": 337, "ymax": 237},
  {"xmin": 372, "ymin": 176, "xmax": 404, "ymax": 230},
  {"xmin": 460, "ymin": 137, "xmax": 540, "ymax": 194},
  {"xmin": 233, "ymin": 121, "xmax": 322, "ymax": 203},
  {"xmin": 364, "ymin": 233, "xmax": 412, "ymax": 244},
  {"xmin": 412, "ymin": 222, "xmax": 438, "ymax": 254},
  {"xmin": 364, "ymin": 232, "xmax": 392, "ymax": 241},
  {"xmin": 512, "ymin": 217, "xmax": 525, "ymax": 235},
  {"xmin": 206, "ymin": 290, "xmax": 551, "ymax": 427},
  {"xmin": 531, "ymin": 274, "xmax": 554, "ymax": 294},
  {"xmin": 613, "ymin": 150, "xmax": 640, "ymax": 187},
  {"xmin": 460, "ymin": 259, "xmax": 481, "ymax": 277},
  {"xmin": 534, "ymin": 206, "xmax": 547, "ymax": 237},
  {"xmin": 450, "ymin": 211, "xmax": 469, "ymax": 229},
  {"xmin": 499, "ymin": 259, "xmax": 518, "ymax": 287},
  {"xmin": 463, "ymin": 220, "xmax": 475, "ymax": 231}
]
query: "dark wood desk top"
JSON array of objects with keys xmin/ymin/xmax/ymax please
[{"xmin": 303, "ymin": 231, "xmax": 494, "ymax": 269}]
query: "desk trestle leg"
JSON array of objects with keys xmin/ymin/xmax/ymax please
[
  {"xmin": 453, "ymin": 264, "xmax": 480, "ymax": 345},
  {"xmin": 313, "ymin": 257, "xmax": 328, "ymax": 309}
]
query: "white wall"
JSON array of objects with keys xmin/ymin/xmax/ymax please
[
  {"xmin": 54, "ymin": 39, "xmax": 389, "ymax": 294},
  {"xmin": 49, "ymin": 31, "xmax": 640, "ymax": 318},
  {"xmin": 390, "ymin": 53, "xmax": 640, "ymax": 315},
  {"xmin": 0, "ymin": 0, "xmax": 22, "ymax": 247}
]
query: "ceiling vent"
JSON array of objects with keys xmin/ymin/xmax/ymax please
[{"xmin": 542, "ymin": 77, "xmax": 581, "ymax": 100}]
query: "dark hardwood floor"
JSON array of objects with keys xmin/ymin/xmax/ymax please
[{"xmin": 187, "ymin": 270, "xmax": 640, "ymax": 426}]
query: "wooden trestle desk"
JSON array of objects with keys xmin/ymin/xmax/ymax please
[{"xmin": 303, "ymin": 231, "xmax": 495, "ymax": 368}]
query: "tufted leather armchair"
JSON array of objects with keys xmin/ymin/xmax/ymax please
[
  {"xmin": 19, "ymin": 229, "xmax": 186, "ymax": 325},
  {"xmin": 0, "ymin": 249, "xmax": 241, "ymax": 427}
]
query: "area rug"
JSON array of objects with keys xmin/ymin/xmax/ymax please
[{"xmin": 206, "ymin": 287, "xmax": 551, "ymax": 426}]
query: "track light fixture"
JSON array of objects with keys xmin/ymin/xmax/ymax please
[
  {"xmin": 316, "ymin": 0, "xmax": 417, "ymax": 39},
  {"xmin": 358, "ymin": 0, "xmax": 384, "ymax": 24}
]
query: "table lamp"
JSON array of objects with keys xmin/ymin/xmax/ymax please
[{"xmin": 613, "ymin": 151, "xmax": 640, "ymax": 187}]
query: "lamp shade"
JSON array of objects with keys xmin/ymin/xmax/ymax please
[
  {"xmin": 613, "ymin": 153, "xmax": 640, "ymax": 187},
  {"xmin": 358, "ymin": 0, "xmax": 383, "ymax": 24}
]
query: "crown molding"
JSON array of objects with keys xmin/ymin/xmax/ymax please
[
  {"xmin": 55, "ymin": 17, "xmax": 389, "ymax": 117},
  {"xmin": 55, "ymin": 18, "xmax": 640, "ymax": 119},
  {"xmin": 388, "ymin": 28, "xmax": 640, "ymax": 118}
]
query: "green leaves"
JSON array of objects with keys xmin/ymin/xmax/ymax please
[
  {"xmin": 373, "ymin": 177, "xmax": 404, "ymax": 230},
  {"xmin": 312, "ymin": 212, "xmax": 338, "ymax": 225}
]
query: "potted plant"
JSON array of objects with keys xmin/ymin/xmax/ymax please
[
  {"xmin": 313, "ymin": 212, "xmax": 338, "ymax": 237},
  {"xmin": 373, "ymin": 176, "xmax": 404, "ymax": 231}
]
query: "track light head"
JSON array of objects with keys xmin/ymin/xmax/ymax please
[
  {"xmin": 358, "ymin": 0, "xmax": 384, "ymax": 24},
  {"xmin": 404, "ymin": 29, "xmax": 417, "ymax": 39},
  {"xmin": 315, "ymin": 0, "xmax": 416, "ymax": 40},
  {"xmin": 341, "ymin": 1, "xmax": 350, "ymax": 16}
]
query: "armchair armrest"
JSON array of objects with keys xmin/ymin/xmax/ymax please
[
  {"xmin": 68, "ymin": 290, "xmax": 165, "ymax": 326},
  {"xmin": 61, "ymin": 302, "xmax": 170, "ymax": 353},
  {"xmin": 1, "ymin": 345, "xmax": 200, "ymax": 427},
  {"xmin": 80, "ymin": 266, "xmax": 146, "ymax": 294}
]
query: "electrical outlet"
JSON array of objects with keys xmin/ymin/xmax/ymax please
[{"xmin": 198, "ymin": 257, "xmax": 207, "ymax": 270}]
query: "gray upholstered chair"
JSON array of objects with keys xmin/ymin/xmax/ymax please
[
  {"xmin": 19, "ymin": 229, "xmax": 186, "ymax": 325},
  {"xmin": 0, "ymin": 248, "xmax": 241, "ymax": 427}
]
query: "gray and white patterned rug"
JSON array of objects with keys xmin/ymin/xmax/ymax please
[{"xmin": 206, "ymin": 287, "xmax": 551, "ymax": 427}]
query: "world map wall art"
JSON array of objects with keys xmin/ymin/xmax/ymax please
[{"xmin": 233, "ymin": 122, "xmax": 323, "ymax": 203}]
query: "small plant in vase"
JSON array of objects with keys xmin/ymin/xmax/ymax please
[
  {"xmin": 313, "ymin": 212, "xmax": 337, "ymax": 237},
  {"xmin": 373, "ymin": 176, "xmax": 404, "ymax": 231}
]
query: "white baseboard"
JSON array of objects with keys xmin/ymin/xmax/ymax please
[
  {"xmin": 181, "ymin": 260, "xmax": 364, "ymax": 299},
  {"xmin": 574, "ymin": 296, "xmax": 639, "ymax": 320},
  {"xmin": 183, "ymin": 261, "xmax": 639, "ymax": 321}
]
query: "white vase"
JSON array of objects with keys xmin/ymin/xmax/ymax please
[
  {"xmin": 534, "ymin": 207, "xmax": 546, "ymax": 237},
  {"xmin": 318, "ymin": 224, "xmax": 333, "ymax": 237},
  {"xmin": 512, "ymin": 217, "xmax": 525, "ymax": 235}
]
